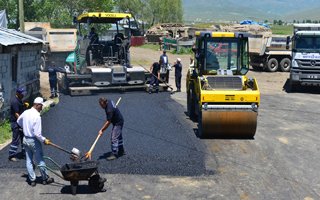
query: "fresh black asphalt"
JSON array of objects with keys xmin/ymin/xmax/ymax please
[{"xmin": 0, "ymin": 91, "xmax": 211, "ymax": 177}]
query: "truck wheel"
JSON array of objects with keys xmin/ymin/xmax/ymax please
[
  {"xmin": 267, "ymin": 58, "xmax": 279, "ymax": 72},
  {"xmin": 280, "ymin": 58, "xmax": 291, "ymax": 72},
  {"xmin": 288, "ymin": 80, "xmax": 298, "ymax": 92},
  {"xmin": 40, "ymin": 57, "xmax": 47, "ymax": 71}
]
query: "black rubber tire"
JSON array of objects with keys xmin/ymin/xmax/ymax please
[
  {"xmin": 288, "ymin": 80, "xmax": 298, "ymax": 92},
  {"xmin": 280, "ymin": 58, "xmax": 291, "ymax": 72},
  {"xmin": 187, "ymin": 84, "xmax": 196, "ymax": 121},
  {"xmin": 266, "ymin": 58, "xmax": 279, "ymax": 72},
  {"xmin": 40, "ymin": 56, "xmax": 47, "ymax": 71}
]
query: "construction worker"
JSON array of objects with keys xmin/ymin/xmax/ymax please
[
  {"xmin": 17, "ymin": 97, "xmax": 54, "ymax": 187},
  {"xmin": 94, "ymin": 98, "xmax": 125, "ymax": 161},
  {"xmin": 159, "ymin": 50, "xmax": 169, "ymax": 83},
  {"xmin": 47, "ymin": 61, "xmax": 66, "ymax": 98},
  {"xmin": 149, "ymin": 60, "xmax": 161, "ymax": 94},
  {"xmin": 89, "ymin": 27, "xmax": 99, "ymax": 44},
  {"xmin": 8, "ymin": 88, "xmax": 27, "ymax": 162},
  {"xmin": 172, "ymin": 58, "xmax": 183, "ymax": 92}
]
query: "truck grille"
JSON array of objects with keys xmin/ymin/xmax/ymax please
[
  {"xmin": 298, "ymin": 59, "xmax": 320, "ymax": 68},
  {"xmin": 205, "ymin": 76, "xmax": 243, "ymax": 90}
]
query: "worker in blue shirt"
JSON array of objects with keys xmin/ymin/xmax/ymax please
[
  {"xmin": 47, "ymin": 61, "xmax": 66, "ymax": 98},
  {"xmin": 96, "ymin": 98, "xmax": 125, "ymax": 160},
  {"xmin": 8, "ymin": 88, "xmax": 27, "ymax": 161},
  {"xmin": 173, "ymin": 58, "xmax": 183, "ymax": 92}
]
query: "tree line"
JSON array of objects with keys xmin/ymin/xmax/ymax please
[{"xmin": 0, "ymin": 0, "xmax": 183, "ymax": 29}]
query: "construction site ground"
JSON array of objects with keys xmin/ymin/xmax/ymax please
[{"xmin": 0, "ymin": 46, "xmax": 319, "ymax": 200}]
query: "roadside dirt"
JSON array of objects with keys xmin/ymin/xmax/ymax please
[{"xmin": 39, "ymin": 46, "xmax": 289, "ymax": 98}]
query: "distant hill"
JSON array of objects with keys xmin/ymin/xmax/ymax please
[{"xmin": 183, "ymin": 0, "xmax": 320, "ymax": 22}]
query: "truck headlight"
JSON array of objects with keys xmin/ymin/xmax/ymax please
[{"xmin": 292, "ymin": 60, "xmax": 298, "ymax": 68}]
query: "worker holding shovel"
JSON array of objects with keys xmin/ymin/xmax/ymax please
[{"xmin": 85, "ymin": 97, "xmax": 125, "ymax": 161}]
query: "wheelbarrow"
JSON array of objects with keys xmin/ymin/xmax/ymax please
[{"xmin": 43, "ymin": 156, "xmax": 106, "ymax": 195}]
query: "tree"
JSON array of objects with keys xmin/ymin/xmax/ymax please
[
  {"xmin": 115, "ymin": 0, "xmax": 183, "ymax": 27},
  {"xmin": 0, "ymin": 0, "xmax": 114, "ymax": 29}
]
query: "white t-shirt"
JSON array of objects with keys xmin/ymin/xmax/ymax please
[{"xmin": 17, "ymin": 107, "xmax": 46, "ymax": 142}]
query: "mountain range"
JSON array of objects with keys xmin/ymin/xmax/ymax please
[{"xmin": 183, "ymin": 0, "xmax": 320, "ymax": 22}]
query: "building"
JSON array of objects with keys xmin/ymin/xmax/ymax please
[{"xmin": 0, "ymin": 27, "xmax": 44, "ymax": 120}]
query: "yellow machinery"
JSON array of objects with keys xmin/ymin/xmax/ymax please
[{"xmin": 186, "ymin": 31, "xmax": 260, "ymax": 138}]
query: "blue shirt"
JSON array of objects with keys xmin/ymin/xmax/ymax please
[
  {"xmin": 105, "ymin": 100, "xmax": 124, "ymax": 126},
  {"xmin": 10, "ymin": 96, "xmax": 24, "ymax": 123}
]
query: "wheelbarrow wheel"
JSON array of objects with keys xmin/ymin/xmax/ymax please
[
  {"xmin": 70, "ymin": 181, "xmax": 79, "ymax": 195},
  {"xmin": 89, "ymin": 174, "xmax": 106, "ymax": 192}
]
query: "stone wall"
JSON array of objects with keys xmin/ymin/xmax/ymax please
[{"xmin": 0, "ymin": 44, "xmax": 42, "ymax": 120}]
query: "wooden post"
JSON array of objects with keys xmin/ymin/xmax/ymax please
[{"xmin": 19, "ymin": 0, "xmax": 25, "ymax": 33}]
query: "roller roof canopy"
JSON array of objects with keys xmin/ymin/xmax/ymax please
[{"xmin": 77, "ymin": 12, "xmax": 132, "ymax": 23}]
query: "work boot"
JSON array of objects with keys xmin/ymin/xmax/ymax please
[
  {"xmin": 118, "ymin": 147, "xmax": 126, "ymax": 156},
  {"xmin": 8, "ymin": 157, "xmax": 18, "ymax": 162},
  {"xmin": 106, "ymin": 153, "xmax": 117, "ymax": 161},
  {"xmin": 30, "ymin": 181, "xmax": 36, "ymax": 187},
  {"xmin": 42, "ymin": 177, "xmax": 54, "ymax": 185}
]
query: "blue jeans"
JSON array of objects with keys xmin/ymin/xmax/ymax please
[{"xmin": 23, "ymin": 137, "xmax": 48, "ymax": 182}]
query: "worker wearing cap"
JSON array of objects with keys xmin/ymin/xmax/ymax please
[
  {"xmin": 17, "ymin": 97, "xmax": 54, "ymax": 187},
  {"xmin": 95, "ymin": 97, "xmax": 125, "ymax": 161},
  {"xmin": 8, "ymin": 88, "xmax": 27, "ymax": 162},
  {"xmin": 149, "ymin": 60, "xmax": 161, "ymax": 94},
  {"xmin": 47, "ymin": 61, "xmax": 66, "ymax": 98},
  {"xmin": 160, "ymin": 50, "xmax": 170, "ymax": 83},
  {"xmin": 173, "ymin": 58, "xmax": 183, "ymax": 92}
]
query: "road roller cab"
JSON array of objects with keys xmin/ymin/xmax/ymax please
[{"xmin": 187, "ymin": 31, "xmax": 260, "ymax": 138}]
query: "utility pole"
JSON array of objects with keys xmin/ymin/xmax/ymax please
[{"xmin": 19, "ymin": 0, "xmax": 25, "ymax": 32}]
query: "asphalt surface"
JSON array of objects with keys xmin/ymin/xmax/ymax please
[{"xmin": 1, "ymin": 88, "xmax": 320, "ymax": 200}]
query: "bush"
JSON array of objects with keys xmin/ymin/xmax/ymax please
[
  {"xmin": 172, "ymin": 47, "xmax": 193, "ymax": 55},
  {"xmin": 0, "ymin": 120, "xmax": 12, "ymax": 144}
]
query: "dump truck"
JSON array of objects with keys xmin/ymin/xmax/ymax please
[
  {"xmin": 187, "ymin": 31, "xmax": 260, "ymax": 138},
  {"xmin": 249, "ymin": 34, "xmax": 291, "ymax": 72},
  {"xmin": 24, "ymin": 22, "xmax": 77, "ymax": 71},
  {"xmin": 58, "ymin": 12, "xmax": 162, "ymax": 95},
  {"xmin": 287, "ymin": 24, "xmax": 320, "ymax": 91}
]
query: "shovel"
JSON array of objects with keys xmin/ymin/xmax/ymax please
[
  {"xmin": 85, "ymin": 97, "xmax": 122, "ymax": 160},
  {"xmin": 47, "ymin": 141, "xmax": 81, "ymax": 160}
]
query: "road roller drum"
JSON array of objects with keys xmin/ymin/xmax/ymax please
[{"xmin": 198, "ymin": 110, "xmax": 257, "ymax": 138}]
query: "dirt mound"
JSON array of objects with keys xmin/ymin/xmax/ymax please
[{"xmin": 221, "ymin": 24, "xmax": 272, "ymax": 36}]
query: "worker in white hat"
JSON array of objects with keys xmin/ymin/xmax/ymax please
[
  {"xmin": 172, "ymin": 58, "xmax": 183, "ymax": 92},
  {"xmin": 17, "ymin": 97, "xmax": 54, "ymax": 187}
]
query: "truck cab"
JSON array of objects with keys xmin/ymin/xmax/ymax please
[{"xmin": 289, "ymin": 24, "xmax": 320, "ymax": 91}]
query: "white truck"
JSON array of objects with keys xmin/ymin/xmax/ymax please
[
  {"xmin": 249, "ymin": 33, "xmax": 292, "ymax": 72},
  {"xmin": 287, "ymin": 24, "xmax": 320, "ymax": 90},
  {"xmin": 24, "ymin": 22, "xmax": 77, "ymax": 71}
]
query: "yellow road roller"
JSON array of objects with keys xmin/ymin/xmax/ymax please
[{"xmin": 186, "ymin": 31, "xmax": 260, "ymax": 138}]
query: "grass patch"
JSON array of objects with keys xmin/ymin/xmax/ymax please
[
  {"xmin": 172, "ymin": 47, "xmax": 193, "ymax": 55},
  {"xmin": 140, "ymin": 44, "xmax": 161, "ymax": 51},
  {"xmin": 270, "ymin": 25, "xmax": 293, "ymax": 35},
  {"xmin": 0, "ymin": 120, "xmax": 12, "ymax": 144}
]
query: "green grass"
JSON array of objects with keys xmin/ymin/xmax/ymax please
[
  {"xmin": 0, "ymin": 120, "xmax": 12, "ymax": 144},
  {"xmin": 140, "ymin": 44, "xmax": 161, "ymax": 51},
  {"xmin": 270, "ymin": 25, "xmax": 293, "ymax": 35}
]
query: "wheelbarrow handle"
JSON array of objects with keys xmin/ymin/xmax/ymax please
[{"xmin": 42, "ymin": 156, "xmax": 65, "ymax": 180}]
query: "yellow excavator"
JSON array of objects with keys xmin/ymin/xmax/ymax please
[{"xmin": 187, "ymin": 31, "xmax": 260, "ymax": 138}]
